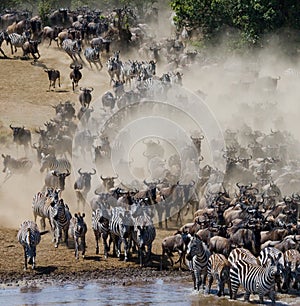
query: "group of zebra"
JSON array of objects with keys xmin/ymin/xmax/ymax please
[{"xmin": 184, "ymin": 234, "xmax": 300, "ymax": 305}]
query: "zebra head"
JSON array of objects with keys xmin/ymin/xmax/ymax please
[{"xmin": 186, "ymin": 234, "xmax": 203, "ymax": 261}]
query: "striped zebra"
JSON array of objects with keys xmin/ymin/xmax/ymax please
[
  {"xmin": 39, "ymin": 153, "xmax": 71, "ymax": 174},
  {"xmin": 8, "ymin": 31, "xmax": 29, "ymax": 54},
  {"xmin": 17, "ymin": 220, "xmax": 45, "ymax": 270},
  {"xmin": 69, "ymin": 213, "xmax": 87, "ymax": 259},
  {"xmin": 62, "ymin": 38, "xmax": 83, "ymax": 63},
  {"xmin": 51, "ymin": 198, "xmax": 72, "ymax": 248},
  {"xmin": 186, "ymin": 235, "xmax": 210, "ymax": 291},
  {"xmin": 228, "ymin": 247, "xmax": 258, "ymax": 266},
  {"xmin": 2, "ymin": 154, "xmax": 33, "ymax": 183},
  {"xmin": 207, "ymin": 253, "xmax": 232, "ymax": 297},
  {"xmin": 258, "ymin": 247, "xmax": 286, "ymax": 292},
  {"xmin": 284, "ymin": 249, "xmax": 300, "ymax": 291},
  {"xmin": 84, "ymin": 46, "xmax": 102, "ymax": 70},
  {"xmin": 131, "ymin": 203, "xmax": 156, "ymax": 266},
  {"xmin": 230, "ymin": 253, "xmax": 282, "ymax": 304},
  {"xmin": 92, "ymin": 208, "xmax": 111, "ymax": 258},
  {"xmin": 109, "ymin": 207, "xmax": 134, "ymax": 261},
  {"xmin": 0, "ymin": 30, "xmax": 10, "ymax": 58},
  {"xmin": 32, "ymin": 188, "xmax": 59, "ymax": 231}
]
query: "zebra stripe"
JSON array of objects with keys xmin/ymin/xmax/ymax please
[
  {"xmin": 17, "ymin": 220, "xmax": 41, "ymax": 270},
  {"xmin": 51, "ymin": 198, "xmax": 72, "ymax": 248},
  {"xmin": 40, "ymin": 153, "xmax": 71, "ymax": 173},
  {"xmin": 69, "ymin": 213, "xmax": 87, "ymax": 259},
  {"xmin": 207, "ymin": 253, "xmax": 232, "ymax": 297},
  {"xmin": 62, "ymin": 38, "xmax": 82, "ymax": 62},
  {"xmin": 2, "ymin": 155, "xmax": 33, "ymax": 182},
  {"xmin": 8, "ymin": 32, "xmax": 29, "ymax": 54},
  {"xmin": 131, "ymin": 202, "xmax": 156, "ymax": 266},
  {"xmin": 258, "ymin": 247, "xmax": 286, "ymax": 292},
  {"xmin": 84, "ymin": 46, "xmax": 102, "ymax": 69},
  {"xmin": 186, "ymin": 235, "xmax": 210, "ymax": 291},
  {"xmin": 92, "ymin": 208, "xmax": 110, "ymax": 257},
  {"xmin": 32, "ymin": 188, "xmax": 59, "ymax": 230},
  {"xmin": 228, "ymin": 247, "xmax": 258, "ymax": 266},
  {"xmin": 109, "ymin": 207, "xmax": 133, "ymax": 261},
  {"xmin": 230, "ymin": 253, "xmax": 282, "ymax": 304},
  {"xmin": 283, "ymin": 249, "xmax": 300, "ymax": 291}
]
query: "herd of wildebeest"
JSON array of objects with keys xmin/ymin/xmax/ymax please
[{"xmin": 1, "ymin": 5, "xmax": 300, "ymax": 305}]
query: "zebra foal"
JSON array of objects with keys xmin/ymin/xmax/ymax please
[
  {"xmin": 186, "ymin": 234, "xmax": 210, "ymax": 291},
  {"xmin": 69, "ymin": 212, "xmax": 87, "ymax": 259},
  {"xmin": 17, "ymin": 220, "xmax": 47, "ymax": 270}
]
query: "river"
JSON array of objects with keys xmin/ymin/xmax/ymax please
[{"xmin": 0, "ymin": 278, "xmax": 298, "ymax": 305}]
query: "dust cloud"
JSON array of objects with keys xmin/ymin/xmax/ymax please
[{"xmin": 1, "ymin": 6, "xmax": 300, "ymax": 229}]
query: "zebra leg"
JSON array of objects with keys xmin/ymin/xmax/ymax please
[
  {"xmin": 64, "ymin": 228, "xmax": 68, "ymax": 247},
  {"xmin": 75, "ymin": 236, "xmax": 79, "ymax": 259},
  {"xmin": 207, "ymin": 274, "xmax": 213, "ymax": 294},
  {"xmin": 268, "ymin": 290, "xmax": 276, "ymax": 305},
  {"xmin": 81, "ymin": 236, "xmax": 86, "ymax": 258},
  {"xmin": 23, "ymin": 246, "xmax": 28, "ymax": 270},
  {"xmin": 94, "ymin": 230, "xmax": 100, "ymax": 255},
  {"xmin": 244, "ymin": 290, "xmax": 251, "ymax": 302}
]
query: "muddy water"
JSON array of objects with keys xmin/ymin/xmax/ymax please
[{"xmin": 0, "ymin": 279, "xmax": 298, "ymax": 306}]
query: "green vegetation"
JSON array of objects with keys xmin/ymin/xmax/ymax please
[{"xmin": 170, "ymin": 0, "xmax": 300, "ymax": 50}]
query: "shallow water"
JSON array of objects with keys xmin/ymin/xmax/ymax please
[{"xmin": 0, "ymin": 279, "xmax": 299, "ymax": 306}]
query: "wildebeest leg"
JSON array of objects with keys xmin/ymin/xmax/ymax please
[{"xmin": 0, "ymin": 47, "xmax": 8, "ymax": 58}]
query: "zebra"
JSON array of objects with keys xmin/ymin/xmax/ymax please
[
  {"xmin": 230, "ymin": 253, "xmax": 282, "ymax": 304},
  {"xmin": 62, "ymin": 38, "xmax": 83, "ymax": 63},
  {"xmin": 51, "ymin": 198, "xmax": 72, "ymax": 248},
  {"xmin": 109, "ymin": 206, "xmax": 134, "ymax": 261},
  {"xmin": 106, "ymin": 57, "xmax": 122, "ymax": 85},
  {"xmin": 17, "ymin": 220, "xmax": 46, "ymax": 270},
  {"xmin": 69, "ymin": 213, "xmax": 87, "ymax": 259},
  {"xmin": 2, "ymin": 154, "xmax": 33, "ymax": 183},
  {"xmin": 228, "ymin": 247, "xmax": 258, "ymax": 266},
  {"xmin": 84, "ymin": 46, "xmax": 102, "ymax": 70},
  {"xmin": 92, "ymin": 208, "xmax": 111, "ymax": 258},
  {"xmin": 39, "ymin": 153, "xmax": 71, "ymax": 174},
  {"xmin": 0, "ymin": 30, "xmax": 10, "ymax": 58},
  {"xmin": 186, "ymin": 235, "xmax": 210, "ymax": 291},
  {"xmin": 258, "ymin": 247, "xmax": 287, "ymax": 292},
  {"xmin": 8, "ymin": 31, "xmax": 29, "ymax": 54},
  {"xmin": 207, "ymin": 253, "xmax": 232, "ymax": 297},
  {"xmin": 32, "ymin": 188, "xmax": 59, "ymax": 231},
  {"xmin": 131, "ymin": 202, "xmax": 156, "ymax": 266}
]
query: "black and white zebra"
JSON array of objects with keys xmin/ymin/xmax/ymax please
[
  {"xmin": 2, "ymin": 154, "xmax": 33, "ymax": 182},
  {"xmin": 69, "ymin": 213, "xmax": 87, "ymax": 259},
  {"xmin": 207, "ymin": 253, "xmax": 232, "ymax": 297},
  {"xmin": 0, "ymin": 30, "xmax": 10, "ymax": 58},
  {"xmin": 84, "ymin": 46, "xmax": 102, "ymax": 70},
  {"xmin": 230, "ymin": 252, "xmax": 282, "ymax": 304},
  {"xmin": 39, "ymin": 153, "xmax": 71, "ymax": 174},
  {"xmin": 8, "ymin": 31, "xmax": 29, "ymax": 54},
  {"xmin": 228, "ymin": 247, "xmax": 258, "ymax": 266},
  {"xmin": 186, "ymin": 235, "xmax": 210, "ymax": 291},
  {"xmin": 91, "ymin": 208, "xmax": 111, "ymax": 258},
  {"xmin": 62, "ymin": 38, "xmax": 83, "ymax": 62},
  {"xmin": 17, "ymin": 220, "xmax": 43, "ymax": 270},
  {"xmin": 284, "ymin": 249, "xmax": 300, "ymax": 291},
  {"xmin": 32, "ymin": 188, "xmax": 59, "ymax": 231},
  {"xmin": 51, "ymin": 198, "xmax": 72, "ymax": 248},
  {"xmin": 109, "ymin": 206, "xmax": 133, "ymax": 261},
  {"xmin": 131, "ymin": 202, "xmax": 156, "ymax": 266},
  {"xmin": 258, "ymin": 247, "xmax": 286, "ymax": 292}
]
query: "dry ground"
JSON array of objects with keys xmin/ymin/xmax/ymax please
[{"xmin": 0, "ymin": 42, "xmax": 191, "ymax": 286}]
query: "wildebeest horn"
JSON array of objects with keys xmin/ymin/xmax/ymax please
[
  {"xmin": 32, "ymin": 143, "xmax": 38, "ymax": 149},
  {"xmin": 80, "ymin": 87, "xmax": 84, "ymax": 91},
  {"xmin": 70, "ymin": 63, "xmax": 75, "ymax": 69},
  {"xmin": 112, "ymin": 175, "xmax": 118, "ymax": 179},
  {"xmin": 199, "ymin": 155, "xmax": 204, "ymax": 161},
  {"xmin": 89, "ymin": 168, "xmax": 96, "ymax": 175},
  {"xmin": 78, "ymin": 168, "xmax": 83, "ymax": 175},
  {"xmin": 9, "ymin": 124, "xmax": 14, "ymax": 129},
  {"xmin": 77, "ymin": 64, "xmax": 83, "ymax": 69},
  {"xmin": 88, "ymin": 87, "xmax": 94, "ymax": 91},
  {"xmin": 236, "ymin": 182, "xmax": 241, "ymax": 188},
  {"xmin": 100, "ymin": 175, "xmax": 106, "ymax": 180}
]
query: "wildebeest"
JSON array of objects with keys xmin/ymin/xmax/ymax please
[
  {"xmin": 9, "ymin": 124, "xmax": 32, "ymax": 153},
  {"xmin": 22, "ymin": 40, "xmax": 41, "ymax": 60},
  {"xmin": 70, "ymin": 63, "xmax": 83, "ymax": 91},
  {"xmin": 44, "ymin": 69, "xmax": 61, "ymax": 91},
  {"xmin": 79, "ymin": 87, "xmax": 93, "ymax": 108},
  {"xmin": 44, "ymin": 170, "xmax": 70, "ymax": 192},
  {"xmin": 74, "ymin": 168, "xmax": 96, "ymax": 211}
]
